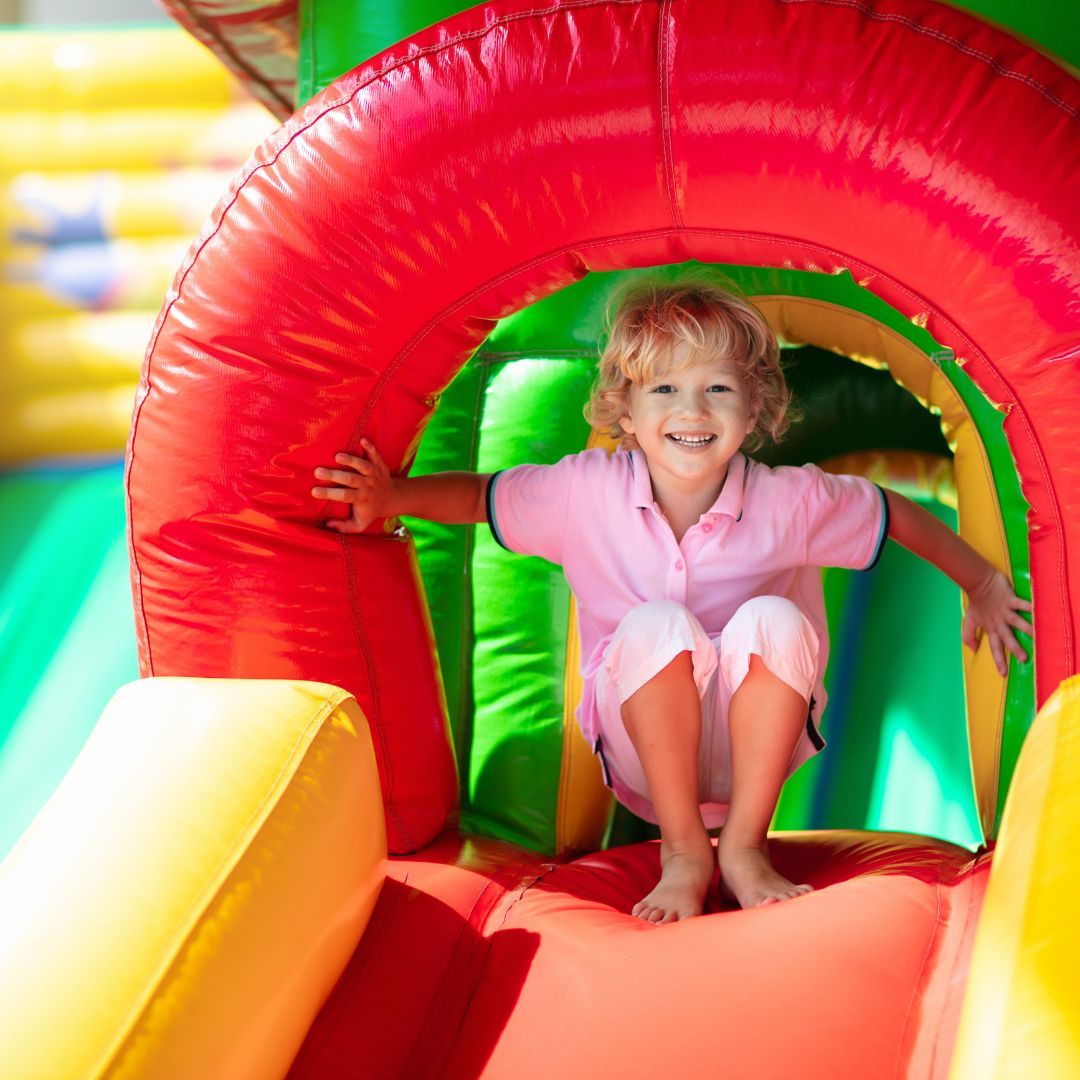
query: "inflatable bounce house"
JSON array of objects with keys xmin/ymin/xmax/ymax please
[
  {"xmin": 0, "ymin": 26, "xmax": 275, "ymax": 864},
  {"xmin": 1, "ymin": 0, "xmax": 1077, "ymax": 1076}
]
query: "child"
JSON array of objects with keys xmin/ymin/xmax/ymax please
[{"xmin": 312, "ymin": 279, "xmax": 1033, "ymax": 923}]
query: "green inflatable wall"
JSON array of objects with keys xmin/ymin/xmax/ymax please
[{"xmin": 401, "ymin": 264, "xmax": 1030, "ymax": 854}]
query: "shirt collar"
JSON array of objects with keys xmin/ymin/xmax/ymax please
[
  {"xmin": 629, "ymin": 448, "xmax": 655, "ymax": 509},
  {"xmin": 710, "ymin": 452, "xmax": 747, "ymax": 521},
  {"xmin": 629, "ymin": 449, "xmax": 747, "ymax": 522}
]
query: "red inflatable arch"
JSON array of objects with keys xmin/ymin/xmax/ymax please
[{"xmin": 128, "ymin": 0, "xmax": 1080, "ymax": 854}]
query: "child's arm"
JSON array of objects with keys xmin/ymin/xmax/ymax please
[
  {"xmin": 312, "ymin": 439, "xmax": 491, "ymax": 534},
  {"xmin": 882, "ymin": 488, "xmax": 1034, "ymax": 676}
]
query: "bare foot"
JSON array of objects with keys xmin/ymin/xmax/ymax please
[
  {"xmin": 717, "ymin": 839, "xmax": 813, "ymax": 910},
  {"xmin": 632, "ymin": 837, "xmax": 715, "ymax": 924}
]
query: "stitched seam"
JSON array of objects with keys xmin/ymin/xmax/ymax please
[
  {"xmin": 1006, "ymin": 402, "xmax": 1068, "ymax": 697},
  {"xmin": 352, "ymin": 223, "xmax": 921, "ymax": 447},
  {"xmin": 777, "ymin": 0, "xmax": 1080, "ymax": 122},
  {"xmin": 456, "ymin": 364, "xmax": 489, "ymax": 798},
  {"xmin": 128, "ymin": 1, "xmax": 648, "ymax": 671},
  {"xmin": 755, "ymin": 290, "xmax": 1057, "ymax": 734},
  {"xmin": 125, "ymin": 386, "xmax": 154, "ymax": 676},
  {"xmin": 474, "ymin": 348, "xmax": 599, "ymax": 362},
  {"xmin": 340, "ymin": 535, "xmax": 412, "ymax": 851},
  {"xmin": 658, "ymin": 0, "xmax": 682, "ymax": 228},
  {"xmin": 894, "ymin": 869, "xmax": 945, "ymax": 1078},
  {"xmin": 132, "ymin": 0, "xmax": 1071, "ymax": 687}
]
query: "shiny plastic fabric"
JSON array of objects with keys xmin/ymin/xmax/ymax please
[
  {"xmin": 0, "ymin": 678, "xmax": 386, "ymax": 1080},
  {"xmin": 128, "ymin": 0, "xmax": 1079, "ymax": 858},
  {"xmin": 287, "ymin": 830, "xmax": 989, "ymax": 1078},
  {"xmin": 953, "ymin": 675, "xmax": 1080, "ymax": 1077}
]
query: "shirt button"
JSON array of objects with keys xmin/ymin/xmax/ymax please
[
  {"xmin": 675, "ymin": 560, "xmax": 684, "ymax": 571},
  {"xmin": 702, "ymin": 523, "xmax": 713, "ymax": 533}
]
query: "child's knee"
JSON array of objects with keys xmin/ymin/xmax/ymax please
[
  {"xmin": 720, "ymin": 596, "xmax": 818, "ymax": 695},
  {"xmin": 605, "ymin": 600, "xmax": 714, "ymax": 698},
  {"xmin": 614, "ymin": 599, "xmax": 697, "ymax": 646}
]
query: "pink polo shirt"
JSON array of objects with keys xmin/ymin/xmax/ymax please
[{"xmin": 487, "ymin": 448, "xmax": 888, "ymax": 745}]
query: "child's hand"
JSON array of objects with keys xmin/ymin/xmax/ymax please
[
  {"xmin": 961, "ymin": 569, "xmax": 1034, "ymax": 677},
  {"xmin": 311, "ymin": 439, "xmax": 395, "ymax": 534}
]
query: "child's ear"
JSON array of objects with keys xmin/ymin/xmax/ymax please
[
  {"xmin": 746, "ymin": 395, "xmax": 761, "ymax": 435},
  {"xmin": 618, "ymin": 412, "xmax": 635, "ymax": 436}
]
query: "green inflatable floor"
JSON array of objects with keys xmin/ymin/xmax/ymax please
[{"xmin": 0, "ymin": 463, "xmax": 139, "ymax": 861}]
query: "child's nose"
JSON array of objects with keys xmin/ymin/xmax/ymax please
[{"xmin": 678, "ymin": 391, "xmax": 709, "ymax": 418}]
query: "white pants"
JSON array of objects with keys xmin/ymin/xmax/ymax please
[{"xmin": 592, "ymin": 597, "xmax": 822, "ymax": 828}]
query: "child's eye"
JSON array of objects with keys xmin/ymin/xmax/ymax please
[
  {"xmin": 709, "ymin": 384, "xmax": 732, "ymax": 393},
  {"xmin": 651, "ymin": 384, "xmax": 675, "ymax": 393}
]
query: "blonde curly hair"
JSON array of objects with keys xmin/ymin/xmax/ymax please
[{"xmin": 584, "ymin": 277, "xmax": 795, "ymax": 453}]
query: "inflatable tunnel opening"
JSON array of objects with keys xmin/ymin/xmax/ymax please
[
  {"xmin": 10, "ymin": 4, "xmax": 1074, "ymax": 1076},
  {"xmin": 403, "ymin": 263, "xmax": 1030, "ymax": 857},
  {"xmin": 125, "ymin": 0, "xmax": 1068, "ymax": 863}
]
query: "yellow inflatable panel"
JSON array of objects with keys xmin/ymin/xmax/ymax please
[
  {"xmin": 0, "ymin": 678, "xmax": 386, "ymax": 1080},
  {"xmin": 0, "ymin": 29, "xmax": 239, "ymax": 112},
  {"xmin": 557, "ymin": 428, "xmax": 619, "ymax": 855},
  {"xmin": 3, "ymin": 312, "xmax": 149, "ymax": 391},
  {"xmin": 950, "ymin": 675, "xmax": 1080, "ymax": 1079},
  {"xmin": 0, "ymin": 385, "xmax": 137, "ymax": 464},
  {"xmin": 755, "ymin": 296, "xmax": 1011, "ymax": 840},
  {"xmin": 0, "ymin": 105, "xmax": 274, "ymax": 174}
]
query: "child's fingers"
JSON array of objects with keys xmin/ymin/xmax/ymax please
[
  {"xmin": 326, "ymin": 518, "xmax": 363, "ymax": 534},
  {"xmin": 311, "ymin": 486, "xmax": 361, "ymax": 501},
  {"xmin": 1008, "ymin": 638, "xmax": 1029, "ymax": 666},
  {"xmin": 359, "ymin": 438, "xmax": 383, "ymax": 464},
  {"xmin": 996, "ymin": 624, "xmax": 1028, "ymax": 664},
  {"xmin": 330, "ymin": 454, "xmax": 375, "ymax": 475},
  {"xmin": 1006, "ymin": 611, "xmax": 1035, "ymax": 636},
  {"xmin": 315, "ymin": 467, "xmax": 366, "ymax": 487},
  {"xmin": 989, "ymin": 634, "xmax": 1007, "ymax": 677}
]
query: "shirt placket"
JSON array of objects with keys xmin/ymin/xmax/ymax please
[{"xmin": 650, "ymin": 505, "xmax": 689, "ymax": 605}]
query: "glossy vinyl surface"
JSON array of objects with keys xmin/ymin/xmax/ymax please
[
  {"xmin": 157, "ymin": 0, "xmax": 1080, "ymax": 113},
  {"xmin": 129, "ymin": 0, "xmax": 1079, "ymax": 854},
  {"xmin": 287, "ymin": 829, "xmax": 990, "ymax": 1078},
  {"xmin": 0, "ymin": 678, "xmax": 386, "ymax": 1080}
]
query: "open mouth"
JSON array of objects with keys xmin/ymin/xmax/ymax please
[{"xmin": 666, "ymin": 434, "xmax": 716, "ymax": 447}]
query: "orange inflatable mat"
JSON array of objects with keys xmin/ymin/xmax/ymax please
[{"xmin": 288, "ymin": 831, "xmax": 989, "ymax": 1078}]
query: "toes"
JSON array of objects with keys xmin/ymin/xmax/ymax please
[
  {"xmin": 633, "ymin": 902, "xmax": 690, "ymax": 924},
  {"xmin": 633, "ymin": 902, "xmax": 664, "ymax": 923}
]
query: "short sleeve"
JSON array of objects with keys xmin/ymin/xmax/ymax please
[
  {"xmin": 801, "ymin": 465, "xmax": 889, "ymax": 571},
  {"xmin": 487, "ymin": 452, "xmax": 582, "ymax": 565}
]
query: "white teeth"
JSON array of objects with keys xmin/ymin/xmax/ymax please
[{"xmin": 668, "ymin": 434, "xmax": 715, "ymax": 446}]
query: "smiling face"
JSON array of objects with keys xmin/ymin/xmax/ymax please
[{"xmin": 619, "ymin": 343, "xmax": 760, "ymax": 512}]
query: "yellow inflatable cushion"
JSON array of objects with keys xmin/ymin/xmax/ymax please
[
  {"xmin": 0, "ymin": 678, "xmax": 386, "ymax": 1080},
  {"xmin": 950, "ymin": 675, "xmax": 1080, "ymax": 1078}
]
